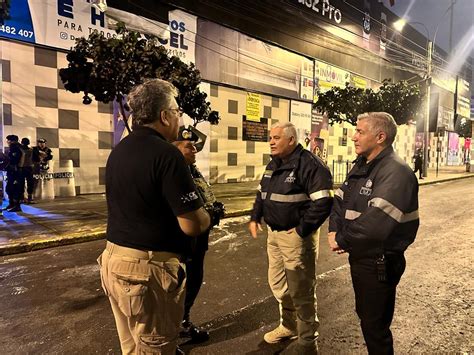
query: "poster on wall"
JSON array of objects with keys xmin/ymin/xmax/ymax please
[
  {"xmin": 314, "ymin": 60, "xmax": 350, "ymax": 102},
  {"xmin": 0, "ymin": 1, "xmax": 196, "ymax": 64},
  {"xmin": 299, "ymin": 60, "xmax": 314, "ymax": 101},
  {"xmin": 447, "ymin": 132, "xmax": 460, "ymax": 166},
  {"xmin": 310, "ymin": 109, "xmax": 329, "ymax": 161},
  {"xmin": 246, "ymin": 93, "xmax": 261, "ymax": 122},
  {"xmin": 415, "ymin": 133, "xmax": 424, "ymax": 150},
  {"xmin": 242, "ymin": 116, "xmax": 268, "ymax": 142},
  {"xmin": 456, "ymin": 78, "xmax": 470, "ymax": 119},
  {"xmin": 290, "ymin": 101, "xmax": 312, "ymax": 149}
]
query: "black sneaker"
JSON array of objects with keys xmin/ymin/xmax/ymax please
[
  {"xmin": 180, "ymin": 321, "xmax": 210, "ymax": 343},
  {"xmin": 3, "ymin": 203, "xmax": 14, "ymax": 211},
  {"xmin": 7, "ymin": 205, "xmax": 22, "ymax": 213}
]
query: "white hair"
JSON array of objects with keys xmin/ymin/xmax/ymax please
[{"xmin": 271, "ymin": 121, "xmax": 298, "ymax": 141}]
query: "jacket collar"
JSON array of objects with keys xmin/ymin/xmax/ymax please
[
  {"xmin": 351, "ymin": 146, "xmax": 394, "ymax": 176},
  {"xmin": 271, "ymin": 144, "xmax": 304, "ymax": 170},
  {"xmin": 132, "ymin": 126, "xmax": 166, "ymax": 141}
]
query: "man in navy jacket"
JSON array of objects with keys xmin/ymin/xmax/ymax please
[{"xmin": 250, "ymin": 122, "xmax": 333, "ymax": 354}]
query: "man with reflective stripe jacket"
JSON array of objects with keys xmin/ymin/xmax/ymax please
[
  {"xmin": 328, "ymin": 112, "xmax": 419, "ymax": 355},
  {"xmin": 249, "ymin": 122, "xmax": 333, "ymax": 355}
]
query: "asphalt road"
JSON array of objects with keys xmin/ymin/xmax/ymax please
[{"xmin": 0, "ymin": 179, "xmax": 472, "ymax": 354}]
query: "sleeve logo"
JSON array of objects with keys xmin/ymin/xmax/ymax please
[{"xmin": 181, "ymin": 191, "xmax": 199, "ymax": 203}]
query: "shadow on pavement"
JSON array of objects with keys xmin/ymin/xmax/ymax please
[{"xmin": 180, "ymin": 297, "xmax": 293, "ymax": 354}]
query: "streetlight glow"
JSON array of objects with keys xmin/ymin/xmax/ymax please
[{"xmin": 393, "ymin": 19, "xmax": 407, "ymax": 32}]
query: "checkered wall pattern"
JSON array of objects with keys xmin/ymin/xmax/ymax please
[
  {"xmin": 204, "ymin": 84, "xmax": 444, "ymax": 184},
  {"xmin": 206, "ymin": 84, "xmax": 288, "ymax": 184},
  {"xmin": 1, "ymin": 40, "xmax": 113, "ymax": 194}
]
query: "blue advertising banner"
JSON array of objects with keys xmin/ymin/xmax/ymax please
[
  {"xmin": 1, "ymin": 1, "xmax": 196, "ymax": 61},
  {"xmin": 0, "ymin": 0, "xmax": 35, "ymax": 44}
]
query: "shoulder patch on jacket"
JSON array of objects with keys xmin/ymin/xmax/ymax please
[{"xmin": 263, "ymin": 170, "xmax": 273, "ymax": 178}]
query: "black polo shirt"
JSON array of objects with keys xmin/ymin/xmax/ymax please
[{"xmin": 105, "ymin": 126, "xmax": 203, "ymax": 254}]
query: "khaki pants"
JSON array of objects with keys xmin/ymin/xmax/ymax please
[
  {"xmin": 98, "ymin": 242, "xmax": 186, "ymax": 354},
  {"xmin": 267, "ymin": 228, "xmax": 320, "ymax": 346}
]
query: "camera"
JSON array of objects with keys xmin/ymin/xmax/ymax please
[{"xmin": 206, "ymin": 201, "xmax": 225, "ymax": 227}]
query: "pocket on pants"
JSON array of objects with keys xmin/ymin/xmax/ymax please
[
  {"xmin": 137, "ymin": 334, "xmax": 174, "ymax": 354},
  {"xmin": 161, "ymin": 262, "xmax": 186, "ymax": 294},
  {"xmin": 111, "ymin": 272, "xmax": 150, "ymax": 317},
  {"xmin": 96, "ymin": 253, "xmax": 109, "ymax": 296}
]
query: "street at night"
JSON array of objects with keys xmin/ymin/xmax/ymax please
[{"xmin": 0, "ymin": 179, "xmax": 472, "ymax": 354}]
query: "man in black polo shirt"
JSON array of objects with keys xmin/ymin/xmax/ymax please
[{"xmin": 98, "ymin": 79, "xmax": 211, "ymax": 355}]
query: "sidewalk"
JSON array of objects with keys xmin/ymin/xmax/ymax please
[{"xmin": 0, "ymin": 166, "xmax": 472, "ymax": 256}]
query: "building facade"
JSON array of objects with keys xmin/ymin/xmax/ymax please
[{"xmin": 1, "ymin": 0, "xmax": 470, "ymax": 194}]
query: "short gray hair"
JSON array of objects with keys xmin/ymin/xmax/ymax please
[
  {"xmin": 357, "ymin": 112, "xmax": 397, "ymax": 146},
  {"xmin": 271, "ymin": 121, "xmax": 298, "ymax": 141},
  {"xmin": 128, "ymin": 79, "xmax": 178, "ymax": 127}
]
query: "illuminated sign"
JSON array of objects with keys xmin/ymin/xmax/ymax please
[{"xmin": 294, "ymin": 0, "xmax": 342, "ymax": 24}]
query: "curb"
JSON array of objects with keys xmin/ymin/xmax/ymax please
[
  {"xmin": 0, "ymin": 212, "xmax": 254, "ymax": 257},
  {"xmin": 0, "ymin": 231, "xmax": 106, "ymax": 257},
  {"xmin": 418, "ymin": 174, "xmax": 474, "ymax": 186},
  {"xmin": 223, "ymin": 209, "xmax": 252, "ymax": 218},
  {"xmin": 0, "ymin": 175, "xmax": 471, "ymax": 257}
]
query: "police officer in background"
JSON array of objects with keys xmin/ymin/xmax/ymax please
[
  {"xmin": 98, "ymin": 79, "xmax": 212, "ymax": 355},
  {"xmin": 33, "ymin": 138, "xmax": 53, "ymax": 174},
  {"xmin": 173, "ymin": 133, "xmax": 224, "ymax": 343},
  {"xmin": 19, "ymin": 138, "xmax": 35, "ymax": 204},
  {"xmin": 328, "ymin": 112, "xmax": 419, "ymax": 355},
  {"xmin": 249, "ymin": 122, "xmax": 334, "ymax": 355},
  {"xmin": 4, "ymin": 135, "xmax": 23, "ymax": 212}
]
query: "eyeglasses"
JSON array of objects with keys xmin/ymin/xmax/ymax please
[{"xmin": 166, "ymin": 108, "xmax": 184, "ymax": 117}]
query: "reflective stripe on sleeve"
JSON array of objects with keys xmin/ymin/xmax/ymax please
[
  {"xmin": 261, "ymin": 192, "xmax": 267, "ymax": 199},
  {"xmin": 269, "ymin": 193, "xmax": 309, "ymax": 203},
  {"xmin": 345, "ymin": 209, "xmax": 361, "ymax": 220},
  {"xmin": 335, "ymin": 188, "xmax": 344, "ymax": 199},
  {"xmin": 369, "ymin": 197, "xmax": 419, "ymax": 223},
  {"xmin": 309, "ymin": 189, "xmax": 334, "ymax": 201}
]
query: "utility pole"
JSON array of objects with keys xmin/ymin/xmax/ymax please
[
  {"xmin": 423, "ymin": 41, "xmax": 433, "ymax": 178},
  {"xmin": 448, "ymin": 0, "xmax": 454, "ymax": 54}
]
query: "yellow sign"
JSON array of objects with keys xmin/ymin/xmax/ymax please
[
  {"xmin": 246, "ymin": 92, "xmax": 261, "ymax": 122},
  {"xmin": 351, "ymin": 75, "xmax": 368, "ymax": 89}
]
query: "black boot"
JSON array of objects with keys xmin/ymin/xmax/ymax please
[
  {"xmin": 7, "ymin": 200, "xmax": 22, "ymax": 212},
  {"xmin": 4, "ymin": 200, "xmax": 14, "ymax": 210},
  {"xmin": 180, "ymin": 320, "xmax": 209, "ymax": 343},
  {"xmin": 27, "ymin": 194, "xmax": 34, "ymax": 204}
]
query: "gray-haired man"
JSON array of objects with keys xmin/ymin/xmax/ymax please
[
  {"xmin": 98, "ymin": 79, "xmax": 211, "ymax": 354},
  {"xmin": 328, "ymin": 112, "xmax": 419, "ymax": 354},
  {"xmin": 249, "ymin": 122, "xmax": 333, "ymax": 354}
]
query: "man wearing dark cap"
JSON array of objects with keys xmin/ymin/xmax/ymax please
[
  {"xmin": 4, "ymin": 135, "xmax": 23, "ymax": 212},
  {"xmin": 33, "ymin": 138, "xmax": 53, "ymax": 174},
  {"xmin": 173, "ymin": 126, "xmax": 225, "ymax": 343}
]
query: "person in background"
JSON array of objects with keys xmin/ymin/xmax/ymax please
[
  {"xmin": 412, "ymin": 148, "xmax": 423, "ymax": 179},
  {"xmin": 4, "ymin": 135, "xmax": 24, "ymax": 212},
  {"xmin": 33, "ymin": 138, "xmax": 53, "ymax": 175},
  {"xmin": 19, "ymin": 138, "xmax": 35, "ymax": 204},
  {"xmin": 328, "ymin": 112, "xmax": 419, "ymax": 355},
  {"xmin": 173, "ymin": 130, "xmax": 225, "ymax": 344},
  {"xmin": 249, "ymin": 122, "xmax": 334, "ymax": 355}
]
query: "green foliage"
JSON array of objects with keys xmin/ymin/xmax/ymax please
[
  {"xmin": 0, "ymin": 0, "xmax": 11, "ymax": 25},
  {"xmin": 314, "ymin": 79, "xmax": 422, "ymax": 126},
  {"xmin": 59, "ymin": 24, "xmax": 219, "ymax": 131}
]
